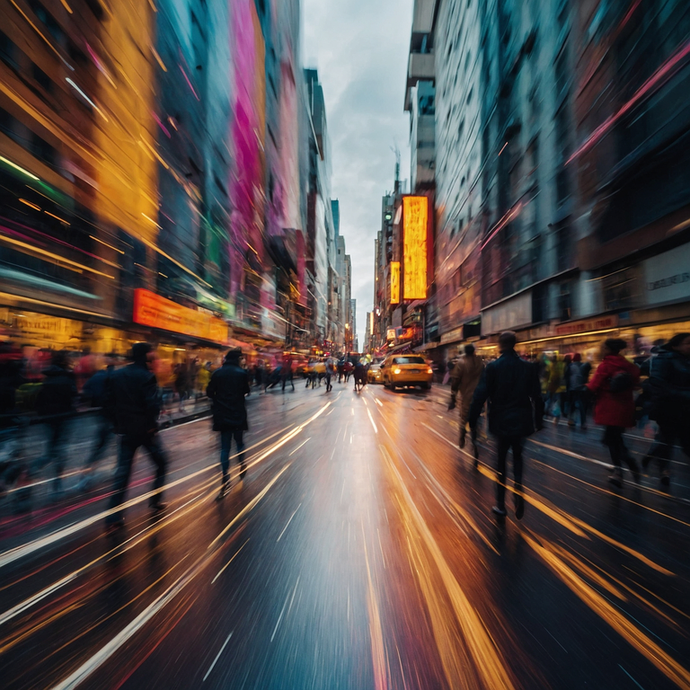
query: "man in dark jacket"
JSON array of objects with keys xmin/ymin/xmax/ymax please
[
  {"xmin": 105, "ymin": 343, "xmax": 167, "ymax": 531},
  {"xmin": 78, "ymin": 353, "xmax": 117, "ymax": 491},
  {"xmin": 469, "ymin": 331, "xmax": 543, "ymax": 519},
  {"xmin": 207, "ymin": 348, "xmax": 250, "ymax": 499},
  {"xmin": 35, "ymin": 350, "xmax": 77, "ymax": 498},
  {"xmin": 642, "ymin": 332, "xmax": 690, "ymax": 486}
]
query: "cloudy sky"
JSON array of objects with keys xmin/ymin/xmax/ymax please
[{"xmin": 302, "ymin": 0, "xmax": 413, "ymax": 345}]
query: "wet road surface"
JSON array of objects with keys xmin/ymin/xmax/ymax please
[{"xmin": 1, "ymin": 381, "xmax": 689, "ymax": 689}]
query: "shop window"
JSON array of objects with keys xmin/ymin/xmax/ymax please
[
  {"xmin": 29, "ymin": 132, "xmax": 57, "ymax": 167},
  {"xmin": 558, "ymin": 283, "xmax": 572, "ymax": 321}
]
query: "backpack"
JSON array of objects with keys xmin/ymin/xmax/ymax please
[{"xmin": 609, "ymin": 371, "xmax": 634, "ymax": 393}]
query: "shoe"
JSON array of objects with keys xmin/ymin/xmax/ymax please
[
  {"xmin": 608, "ymin": 471, "xmax": 622, "ymax": 488},
  {"xmin": 660, "ymin": 473, "xmax": 670, "ymax": 487},
  {"xmin": 459, "ymin": 430, "xmax": 466, "ymax": 449},
  {"xmin": 515, "ymin": 496, "xmax": 525, "ymax": 520},
  {"xmin": 150, "ymin": 502, "xmax": 167, "ymax": 515},
  {"xmin": 492, "ymin": 505, "xmax": 507, "ymax": 517},
  {"xmin": 216, "ymin": 482, "xmax": 229, "ymax": 501},
  {"xmin": 105, "ymin": 519, "xmax": 125, "ymax": 535}
]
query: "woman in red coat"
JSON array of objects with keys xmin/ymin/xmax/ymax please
[{"xmin": 587, "ymin": 338, "xmax": 641, "ymax": 486}]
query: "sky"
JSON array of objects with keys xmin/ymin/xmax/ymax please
[{"xmin": 302, "ymin": 0, "xmax": 413, "ymax": 346}]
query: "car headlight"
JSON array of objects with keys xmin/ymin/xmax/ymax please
[
  {"xmin": 393, "ymin": 368, "xmax": 401, "ymax": 375},
  {"xmin": 427, "ymin": 368, "xmax": 433, "ymax": 374}
]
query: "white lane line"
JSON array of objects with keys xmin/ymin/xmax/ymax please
[
  {"xmin": 375, "ymin": 398, "xmax": 383, "ymax": 407},
  {"xmin": 0, "ymin": 423, "xmax": 296, "ymax": 571},
  {"xmin": 276, "ymin": 503, "xmax": 302, "ymax": 542},
  {"xmin": 351, "ymin": 408, "xmax": 354, "ymax": 416},
  {"xmin": 367, "ymin": 409, "xmax": 378, "ymax": 434},
  {"xmin": 271, "ymin": 576, "xmax": 300, "ymax": 642},
  {"xmin": 363, "ymin": 398, "xmax": 368, "ymax": 406},
  {"xmin": 51, "ymin": 550, "xmax": 213, "ymax": 690},
  {"xmin": 212, "ymin": 540, "xmax": 249, "ymax": 584},
  {"xmin": 203, "ymin": 631, "xmax": 233, "ymax": 681},
  {"xmin": 288, "ymin": 438, "xmax": 311, "ymax": 456}
]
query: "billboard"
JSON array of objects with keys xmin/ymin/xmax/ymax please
[
  {"xmin": 390, "ymin": 261, "xmax": 400, "ymax": 304},
  {"xmin": 403, "ymin": 196, "xmax": 428, "ymax": 300},
  {"xmin": 133, "ymin": 289, "xmax": 229, "ymax": 345}
]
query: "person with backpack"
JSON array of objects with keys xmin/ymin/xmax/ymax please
[
  {"xmin": 641, "ymin": 333, "xmax": 690, "ymax": 486},
  {"xmin": 586, "ymin": 338, "xmax": 641, "ymax": 487}
]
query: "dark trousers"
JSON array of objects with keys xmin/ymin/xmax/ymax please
[
  {"xmin": 646, "ymin": 424, "xmax": 690, "ymax": 475},
  {"xmin": 108, "ymin": 433, "xmax": 167, "ymax": 523},
  {"xmin": 281, "ymin": 372, "xmax": 294, "ymax": 391},
  {"xmin": 34, "ymin": 417, "xmax": 71, "ymax": 480},
  {"xmin": 496, "ymin": 435, "xmax": 524, "ymax": 508},
  {"xmin": 87, "ymin": 415, "xmax": 114, "ymax": 467},
  {"xmin": 220, "ymin": 427, "xmax": 245, "ymax": 481},
  {"xmin": 603, "ymin": 426, "xmax": 636, "ymax": 471},
  {"xmin": 567, "ymin": 390, "xmax": 588, "ymax": 427},
  {"xmin": 325, "ymin": 374, "xmax": 332, "ymax": 391}
]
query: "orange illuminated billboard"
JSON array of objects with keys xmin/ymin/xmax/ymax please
[
  {"xmin": 133, "ymin": 289, "xmax": 229, "ymax": 345},
  {"xmin": 390, "ymin": 261, "xmax": 400, "ymax": 304},
  {"xmin": 403, "ymin": 196, "xmax": 428, "ymax": 300}
]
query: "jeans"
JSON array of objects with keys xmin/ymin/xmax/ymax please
[
  {"xmin": 325, "ymin": 374, "xmax": 332, "ymax": 391},
  {"xmin": 220, "ymin": 427, "xmax": 245, "ymax": 481},
  {"xmin": 107, "ymin": 433, "xmax": 167, "ymax": 523},
  {"xmin": 603, "ymin": 426, "xmax": 636, "ymax": 472},
  {"xmin": 87, "ymin": 415, "xmax": 114, "ymax": 467},
  {"xmin": 495, "ymin": 436, "xmax": 524, "ymax": 509},
  {"xmin": 281, "ymin": 373, "xmax": 294, "ymax": 391}
]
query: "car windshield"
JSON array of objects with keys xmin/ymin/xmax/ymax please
[
  {"xmin": 392, "ymin": 357, "xmax": 425, "ymax": 365},
  {"xmin": 370, "ymin": 363, "xmax": 381, "ymax": 370}
]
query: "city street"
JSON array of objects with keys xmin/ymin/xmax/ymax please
[{"xmin": 1, "ymin": 381, "xmax": 689, "ymax": 690}]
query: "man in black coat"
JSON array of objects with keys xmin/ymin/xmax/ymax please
[
  {"xmin": 105, "ymin": 343, "xmax": 167, "ymax": 531},
  {"xmin": 207, "ymin": 348, "xmax": 250, "ymax": 499},
  {"xmin": 469, "ymin": 331, "xmax": 543, "ymax": 519},
  {"xmin": 35, "ymin": 350, "xmax": 77, "ymax": 498}
]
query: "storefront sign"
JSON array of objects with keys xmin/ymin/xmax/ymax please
[
  {"xmin": 440, "ymin": 326, "xmax": 465, "ymax": 345},
  {"xmin": 133, "ymin": 289, "xmax": 229, "ymax": 345},
  {"xmin": 554, "ymin": 315, "xmax": 618, "ymax": 336},
  {"xmin": 403, "ymin": 196, "xmax": 428, "ymax": 300},
  {"xmin": 390, "ymin": 261, "xmax": 400, "ymax": 304},
  {"xmin": 386, "ymin": 328, "xmax": 397, "ymax": 341},
  {"xmin": 644, "ymin": 243, "xmax": 690, "ymax": 306},
  {"xmin": 481, "ymin": 292, "xmax": 532, "ymax": 335}
]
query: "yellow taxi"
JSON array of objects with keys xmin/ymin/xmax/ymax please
[
  {"xmin": 381, "ymin": 355, "xmax": 433, "ymax": 390},
  {"xmin": 367, "ymin": 362, "xmax": 383, "ymax": 384}
]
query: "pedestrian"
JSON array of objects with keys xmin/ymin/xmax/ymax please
[
  {"xmin": 281, "ymin": 356, "xmax": 295, "ymax": 392},
  {"xmin": 207, "ymin": 348, "xmax": 250, "ymax": 500},
  {"xmin": 105, "ymin": 343, "xmax": 167, "ymax": 533},
  {"xmin": 449, "ymin": 344, "xmax": 484, "ymax": 456},
  {"xmin": 35, "ymin": 350, "xmax": 77, "ymax": 499},
  {"xmin": 565, "ymin": 352, "xmax": 591, "ymax": 430},
  {"xmin": 469, "ymin": 331, "xmax": 544, "ymax": 519},
  {"xmin": 78, "ymin": 353, "xmax": 117, "ymax": 491},
  {"xmin": 546, "ymin": 353, "xmax": 566, "ymax": 423},
  {"xmin": 641, "ymin": 333, "xmax": 690, "ymax": 486},
  {"xmin": 325, "ymin": 357, "xmax": 336, "ymax": 392},
  {"xmin": 586, "ymin": 338, "xmax": 641, "ymax": 487}
]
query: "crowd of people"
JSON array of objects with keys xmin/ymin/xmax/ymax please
[{"xmin": 1, "ymin": 330, "xmax": 689, "ymax": 526}]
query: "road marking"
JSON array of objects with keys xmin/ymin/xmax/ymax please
[
  {"xmin": 271, "ymin": 576, "xmax": 300, "ymax": 642},
  {"xmin": 351, "ymin": 408, "xmax": 354, "ymax": 416},
  {"xmin": 276, "ymin": 503, "xmax": 302, "ymax": 542},
  {"xmin": 212, "ymin": 540, "xmax": 249, "ymax": 584},
  {"xmin": 367, "ymin": 409, "xmax": 378, "ymax": 434},
  {"xmin": 288, "ymin": 438, "xmax": 311, "ymax": 456},
  {"xmin": 374, "ymin": 398, "xmax": 383, "ymax": 407},
  {"xmin": 203, "ymin": 631, "xmax": 233, "ymax": 681}
]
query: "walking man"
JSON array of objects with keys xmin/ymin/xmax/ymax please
[
  {"xmin": 325, "ymin": 357, "xmax": 336, "ymax": 392},
  {"xmin": 469, "ymin": 331, "xmax": 543, "ymax": 519},
  {"xmin": 449, "ymin": 344, "xmax": 484, "ymax": 458},
  {"xmin": 78, "ymin": 353, "xmax": 117, "ymax": 491},
  {"xmin": 105, "ymin": 343, "xmax": 167, "ymax": 533},
  {"xmin": 207, "ymin": 348, "xmax": 250, "ymax": 500}
]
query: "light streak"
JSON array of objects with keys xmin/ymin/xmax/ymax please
[
  {"xmin": 59, "ymin": 0, "xmax": 73, "ymax": 12},
  {"xmin": 480, "ymin": 202, "xmax": 523, "ymax": 251},
  {"xmin": 44, "ymin": 211, "xmax": 69, "ymax": 225},
  {"xmin": 0, "ymin": 235, "xmax": 114, "ymax": 278},
  {"xmin": 0, "ymin": 292, "xmax": 105, "ymax": 318},
  {"xmin": 202, "ymin": 631, "xmax": 233, "ymax": 680},
  {"xmin": 179, "ymin": 64, "xmax": 200, "ymax": 100},
  {"xmin": 568, "ymin": 39, "xmax": 690, "ymax": 164},
  {"xmin": 65, "ymin": 78, "xmax": 96, "ymax": 108},
  {"xmin": 18, "ymin": 198, "xmax": 41, "ymax": 211},
  {"xmin": 151, "ymin": 45, "xmax": 166, "ymax": 71},
  {"xmin": 141, "ymin": 212, "xmax": 162, "ymax": 229},
  {"xmin": 0, "ymin": 156, "xmax": 39, "ymax": 180},
  {"xmin": 498, "ymin": 141, "xmax": 508, "ymax": 156},
  {"xmin": 89, "ymin": 235, "xmax": 125, "ymax": 254}
]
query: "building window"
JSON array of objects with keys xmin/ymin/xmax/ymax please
[
  {"xmin": 0, "ymin": 31, "xmax": 19, "ymax": 71},
  {"xmin": 32, "ymin": 63, "xmax": 52, "ymax": 93}
]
